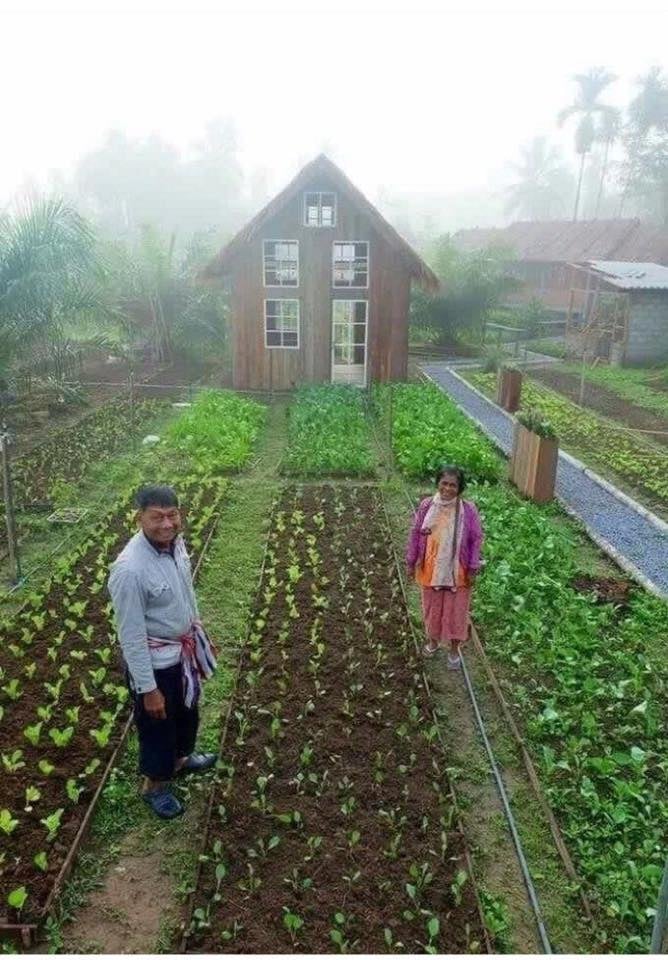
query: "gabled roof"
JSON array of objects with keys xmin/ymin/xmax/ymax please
[
  {"xmin": 202, "ymin": 154, "xmax": 438, "ymax": 291},
  {"xmin": 453, "ymin": 219, "xmax": 668, "ymax": 265},
  {"xmin": 573, "ymin": 260, "xmax": 668, "ymax": 291}
]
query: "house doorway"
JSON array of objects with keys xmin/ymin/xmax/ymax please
[{"xmin": 331, "ymin": 300, "xmax": 368, "ymax": 386}]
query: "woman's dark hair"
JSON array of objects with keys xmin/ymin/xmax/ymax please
[
  {"xmin": 135, "ymin": 485, "xmax": 179, "ymax": 510},
  {"xmin": 434, "ymin": 464, "xmax": 466, "ymax": 493}
]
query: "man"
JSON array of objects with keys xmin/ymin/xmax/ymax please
[{"xmin": 109, "ymin": 484, "xmax": 217, "ymax": 819}]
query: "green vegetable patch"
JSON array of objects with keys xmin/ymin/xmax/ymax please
[
  {"xmin": 374, "ymin": 382, "xmax": 501, "ymax": 482},
  {"xmin": 283, "ymin": 385, "xmax": 375, "ymax": 477}
]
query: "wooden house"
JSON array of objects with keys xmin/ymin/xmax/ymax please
[{"xmin": 202, "ymin": 154, "xmax": 438, "ymax": 390}]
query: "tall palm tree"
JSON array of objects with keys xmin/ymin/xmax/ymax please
[
  {"xmin": 593, "ymin": 108, "xmax": 622, "ymax": 217},
  {"xmin": 504, "ymin": 137, "xmax": 573, "ymax": 220},
  {"xmin": 620, "ymin": 67, "xmax": 668, "ymax": 221},
  {"xmin": 559, "ymin": 68, "xmax": 618, "ymax": 221}
]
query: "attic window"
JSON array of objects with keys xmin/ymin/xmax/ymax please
[
  {"xmin": 263, "ymin": 240, "xmax": 299, "ymax": 286},
  {"xmin": 304, "ymin": 192, "xmax": 336, "ymax": 227},
  {"xmin": 333, "ymin": 242, "xmax": 369, "ymax": 288}
]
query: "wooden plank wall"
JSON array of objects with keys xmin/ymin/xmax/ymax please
[{"xmin": 227, "ymin": 174, "xmax": 413, "ymax": 390}]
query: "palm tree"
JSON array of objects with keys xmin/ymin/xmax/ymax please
[
  {"xmin": 593, "ymin": 109, "xmax": 622, "ymax": 217},
  {"xmin": 504, "ymin": 137, "xmax": 573, "ymax": 220},
  {"xmin": 0, "ymin": 199, "xmax": 101, "ymax": 376},
  {"xmin": 621, "ymin": 67, "xmax": 668, "ymax": 221},
  {"xmin": 559, "ymin": 68, "xmax": 618, "ymax": 221}
]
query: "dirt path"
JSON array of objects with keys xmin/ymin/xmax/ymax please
[
  {"xmin": 51, "ymin": 402, "xmax": 288, "ymax": 955},
  {"xmin": 529, "ymin": 366, "xmax": 668, "ymax": 447}
]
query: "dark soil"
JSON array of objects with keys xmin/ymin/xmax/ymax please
[
  {"xmin": 571, "ymin": 574, "xmax": 633, "ymax": 608},
  {"xmin": 0, "ymin": 477, "xmax": 223, "ymax": 925},
  {"xmin": 185, "ymin": 485, "xmax": 486, "ymax": 955},
  {"xmin": 529, "ymin": 367, "xmax": 668, "ymax": 447}
]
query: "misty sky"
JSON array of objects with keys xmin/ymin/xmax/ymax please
[{"xmin": 3, "ymin": 0, "xmax": 668, "ymax": 211}]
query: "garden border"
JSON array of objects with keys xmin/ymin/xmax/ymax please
[{"xmin": 0, "ymin": 497, "xmax": 226, "ymax": 948}]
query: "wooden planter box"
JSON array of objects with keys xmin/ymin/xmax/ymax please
[
  {"xmin": 497, "ymin": 368, "xmax": 523, "ymax": 413},
  {"xmin": 509, "ymin": 421, "xmax": 558, "ymax": 504}
]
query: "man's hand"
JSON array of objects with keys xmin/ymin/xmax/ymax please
[{"xmin": 143, "ymin": 688, "xmax": 166, "ymax": 720}]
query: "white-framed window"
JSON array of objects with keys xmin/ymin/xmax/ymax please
[
  {"xmin": 263, "ymin": 240, "xmax": 299, "ymax": 287},
  {"xmin": 333, "ymin": 241, "xmax": 369, "ymax": 288},
  {"xmin": 264, "ymin": 299, "xmax": 299, "ymax": 349},
  {"xmin": 304, "ymin": 191, "xmax": 336, "ymax": 227}
]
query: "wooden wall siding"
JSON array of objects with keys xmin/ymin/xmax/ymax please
[{"xmin": 228, "ymin": 173, "xmax": 412, "ymax": 390}]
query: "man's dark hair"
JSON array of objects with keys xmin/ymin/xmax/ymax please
[
  {"xmin": 135, "ymin": 485, "xmax": 179, "ymax": 510},
  {"xmin": 434, "ymin": 464, "xmax": 466, "ymax": 493}
]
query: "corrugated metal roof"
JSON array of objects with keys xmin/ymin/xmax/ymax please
[
  {"xmin": 583, "ymin": 260, "xmax": 668, "ymax": 290},
  {"xmin": 453, "ymin": 218, "xmax": 668, "ymax": 264}
]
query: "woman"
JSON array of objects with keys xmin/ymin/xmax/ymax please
[{"xmin": 405, "ymin": 465, "xmax": 484, "ymax": 669}]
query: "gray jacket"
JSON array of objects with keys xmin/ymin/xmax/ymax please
[{"xmin": 108, "ymin": 531, "xmax": 199, "ymax": 693}]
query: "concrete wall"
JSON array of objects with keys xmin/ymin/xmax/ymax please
[{"xmin": 627, "ymin": 291, "xmax": 668, "ymax": 364}]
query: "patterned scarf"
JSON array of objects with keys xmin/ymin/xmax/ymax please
[
  {"xmin": 421, "ymin": 494, "xmax": 464, "ymax": 589},
  {"xmin": 147, "ymin": 620, "xmax": 217, "ymax": 707}
]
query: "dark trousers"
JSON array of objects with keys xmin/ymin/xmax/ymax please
[{"xmin": 132, "ymin": 663, "xmax": 199, "ymax": 780}]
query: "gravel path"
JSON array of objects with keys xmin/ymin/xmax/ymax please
[{"xmin": 421, "ymin": 363, "xmax": 668, "ymax": 598}]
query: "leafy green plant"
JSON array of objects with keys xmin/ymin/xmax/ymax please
[
  {"xmin": 0, "ymin": 808, "xmax": 19, "ymax": 834},
  {"xmin": 516, "ymin": 407, "xmax": 558, "ymax": 440},
  {"xmin": 40, "ymin": 808, "xmax": 64, "ymax": 841}
]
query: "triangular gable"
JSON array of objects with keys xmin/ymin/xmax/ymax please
[{"xmin": 203, "ymin": 154, "xmax": 438, "ymax": 291}]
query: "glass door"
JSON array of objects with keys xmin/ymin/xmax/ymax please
[{"xmin": 331, "ymin": 300, "xmax": 367, "ymax": 386}]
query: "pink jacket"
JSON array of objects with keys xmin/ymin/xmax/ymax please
[{"xmin": 405, "ymin": 498, "xmax": 484, "ymax": 573}]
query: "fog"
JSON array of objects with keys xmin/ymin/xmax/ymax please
[{"xmin": 3, "ymin": 0, "xmax": 668, "ymax": 240}]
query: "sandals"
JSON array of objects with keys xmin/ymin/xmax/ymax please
[
  {"xmin": 447, "ymin": 655, "xmax": 462, "ymax": 671},
  {"xmin": 175, "ymin": 752, "xmax": 218, "ymax": 778},
  {"xmin": 423, "ymin": 643, "xmax": 440, "ymax": 657}
]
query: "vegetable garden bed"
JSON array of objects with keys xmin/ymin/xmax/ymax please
[
  {"xmin": 9, "ymin": 397, "xmax": 167, "ymax": 511},
  {"xmin": 0, "ymin": 473, "xmax": 227, "ymax": 932},
  {"xmin": 373, "ymin": 383, "xmax": 500, "ymax": 482},
  {"xmin": 184, "ymin": 484, "xmax": 486, "ymax": 954},
  {"xmin": 283, "ymin": 386, "xmax": 375, "ymax": 477}
]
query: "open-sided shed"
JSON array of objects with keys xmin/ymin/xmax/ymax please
[
  {"xmin": 566, "ymin": 260, "xmax": 668, "ymax": 364},
  {"xmin": 203, "ymin": 155, "xmax": 438, "ymax": 390}
]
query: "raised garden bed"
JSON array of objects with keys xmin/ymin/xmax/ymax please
[{"xmin": 183, "ymin": 484, "xmax": 486, "ymax": 954}]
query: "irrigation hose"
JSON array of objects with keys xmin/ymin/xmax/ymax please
[{"xmin": 460, "ymin": 652, "xmax": 552, "ymax": 954}]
